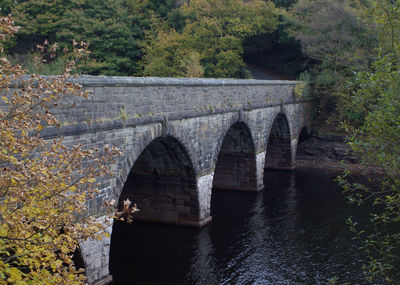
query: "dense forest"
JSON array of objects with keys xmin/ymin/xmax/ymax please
[
  {"xmin": 1, "ymin": 0, "xmax": 279, "ymax": 78},
  {"xmin": 1, "ymin": 0, "xmax": 399, "ymax": 283},
  {"xmin": 0, "ymin": 0, "xmax": 383, "ymax": 127}
]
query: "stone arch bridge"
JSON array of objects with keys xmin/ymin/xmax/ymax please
[{"xmin": 38, "ymin": 76, "xmax": 311, "ymax": 284}]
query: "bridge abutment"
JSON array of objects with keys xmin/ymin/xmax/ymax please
[
  {"xmin": 255, "ymin": 152, "xmax": 266, "ymax": 190},
  {"xmin": 79, "ymin": 218, "xmax": 112, "ymax": 285},
  {"xmin": 197, "ymin": 173, "xmax": 214, "ymax": 225}
]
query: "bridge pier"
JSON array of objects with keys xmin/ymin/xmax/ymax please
[
  {"xmin": 197, "ymin": 173, "xmax": 214, "ymax": 226},
  {"xmin": 79, "ymin": 217, "xmax": 112, "ymax": 285},
  {"xmin": 255, "ymin": 152, "xmax": 266, "ymax": 190}
]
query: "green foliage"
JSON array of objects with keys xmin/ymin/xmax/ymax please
[
  {"xmin": 22, "ymin": 52, "xmax": 67, "ymax": 75},
  {"xmin": 8, "ymin": 0, "xmax": 74, "ymax": 52},
  {"xmin": 141, "ymin": 29, "xmax": 188, "ymax": 77},
  {"xmin": 345, "ymin": 52, "xmax": 400, "ymax": 178},
  {"xmin": 2, "ymin": 0, "xmax": 278, "ymax": 77},
  {"xmin": 288, "ymin": 0, "xmax": 377, "ymax": 127},
  {"xmin": 338, "ymin": 0, "xmax": 400, "ymax": 282},
  {"xmin": 294, "ymin": 71, "xmax": 311, "ymax": 99},
  {"xmin": 57, "ymin": 0, "xmax": 140, "ymax": 75},
  {"xmin": 245, "ymin": 0, "xmax": 305, "ymax": 81},
  {"xmin": 373, "ymin": 0, "xmax": 400, "ymax": 53},
  {"xmin": 0, "ymin": 17, "xmax": 120, "ymax": 284},
  {"xmin": 272, "ymin": 0, "xmax": 297, "ymax": 8},
  {"xmin": 244, "ymin": 16, "xmax": 305, "ymax": 79},
  {"xmin": 327, "ymin": 276, "xmax": 339, "ymax": 285},
  {"xmin": 4, "ymin": 0, "xmax": 141, "ymax": 75},
  {"xmin": 0, "ymin": 0, "xmax": 14, "ymax": 16},
  {"xmin": 240, "ymin": 67, "xmax": 253, "ymax": 79},
  {"xmin": 141, "ymin": 0, "xmax": 278, "ymax": 78}
]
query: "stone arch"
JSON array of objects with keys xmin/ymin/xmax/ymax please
[
  {"xmin": 298, "ymin": 127, "xmax": 309, "ymax": 145},
  {"xmin": 113, "ymin": 125, "xmax": 163, "ymax": 202},
  {"xmin": 116, "ymin": 136, "xmax": 199, "ymax": 225},
  {"xmin": 213, "ymin": 121, "xmax": 260, "ymax": 191},
  {"xmin": 265, "ymin": 113, "xmax": 294, "ymax": 170},
  {"xmin": 295, "ymin": 126, "xmax": 310, "ymax": 165}
]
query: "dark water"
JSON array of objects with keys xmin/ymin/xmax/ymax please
[{"xmin": 110, "ymin": 169, "xmax": 369, "ymax": 285}]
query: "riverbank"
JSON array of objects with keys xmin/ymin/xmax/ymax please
[{"xmin": 296, "ymin": 134, "xmax": 380, "ymax": 175}]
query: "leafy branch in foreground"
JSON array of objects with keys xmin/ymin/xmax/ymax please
[
  {"xmin": 0, "ymin": 16, "xmax": 127, "ymax": 284},
  {"xmin": 338, "ymin": 0, "xmax": 400, "ymax": 282}
]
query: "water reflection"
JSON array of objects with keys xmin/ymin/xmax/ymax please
[
  {"xmin": 185, "ymin": 227, "xmax": 218, "ymax": 284},
  {"xmin": 283, "ymin": 174, "xmax": 298, "ymax": 232},
  {"xmin": 110, "ymin": 169, "xmax": 368, "ymax": 284},
  {"xmin": 110, "ymin": 222, "xmax": 197, "ymax": 285}
]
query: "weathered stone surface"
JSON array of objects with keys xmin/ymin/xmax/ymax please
[
  {"xmin": 10, "ymin": 76, "xmax": 312, "ymax": 285},
  {"xmin": 79, "ymin": 217, "xmax": 112, "ymax": 285},
  {"xmin": 197, "ymin": 173, "xmax": 214, "ymax": 221}
]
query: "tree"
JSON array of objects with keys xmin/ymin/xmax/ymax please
[
  {"xmin": 0, "ymin": 0, "xmax": 14, "ymax": 16},
  {"xmin": 0, "ymin": 16, "xmax": 122, "ymax": 284},
  {"xmin": 338, "ymin": 0, "xmax": 400, "ymax": 282},
  {"xmin": 57, "ymin": 0, "xmax": 140, "ymax": 75},
  {"xmin": 244, "ymin": 13, "xmax": 306, "ymax": 80},
  {"xmin": 287, "ymin": 0, "xmax": 376, "ymax": 127},
  {"xmin": 4, "ymin": 0, "xmax": 75, "ymax": 53},
  {"xmin": 140, "ymin": 0, "xmax": 278, "ymax": 78},
  {"xmin": 141, "ymin": 29, "xmax": 199, "ymax": 77},
  {"xmin": 3, "ymin": 0, "xmax": 141, "ymax": 76}
]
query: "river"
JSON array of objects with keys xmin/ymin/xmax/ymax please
[{"xmin": 110, "ymin": 169, "xmax": 370, "ymax": 285}]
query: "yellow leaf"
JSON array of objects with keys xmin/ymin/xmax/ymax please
[
  {"xmin": 0, "ymin": 224, "xmax": 8, "ymax": 236},
  {"xmin": 7, "ymin": 267, "xmax": 22, "ymax": 282},
  {"xmin": 61, "ymin": 245, "xmax": 69, "ymax": 254}
]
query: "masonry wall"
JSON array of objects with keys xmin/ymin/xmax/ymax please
[
  {"xmin": 21, "ymin": 76, "xmax": 300, "ymax": 138},
  {"xmin": 2, "ymin": 76, "xmax": 312, "ymax": 285}
]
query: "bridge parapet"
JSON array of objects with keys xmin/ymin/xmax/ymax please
[{"xmin": 17, "ymin": 76, "xmax": 302, "ymax": 138}]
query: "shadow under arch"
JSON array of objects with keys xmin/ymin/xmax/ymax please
[
  {"xmin": 109, "ymin": 136, "xmax": 200, "ymax": 282},
  {"xmin": 298, "ymin": 126, "xmax": 309, "ymax": 144},
  {"xmin": 116, "ymin": 136, "xmax": 199, "ymax": 225},
  {"xmin": 295, "ymin": 126, "xmax": 310, "ymax": 165},
  {"xmin": 213, "ymin": 121, "xmax": 260, "ymax": 191},
  {"xmin": 265, "ymin": 113, "xmax": 293, "ymax": 170}
]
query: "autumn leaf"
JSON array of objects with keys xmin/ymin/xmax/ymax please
[{"xmin": 0, "ymin": 16, "xmax": 120, "ymax": 284}]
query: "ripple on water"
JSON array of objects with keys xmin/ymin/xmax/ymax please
[{"xmin": 110, "ymin": 169, "xmax": 370, "ymax": 285}]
